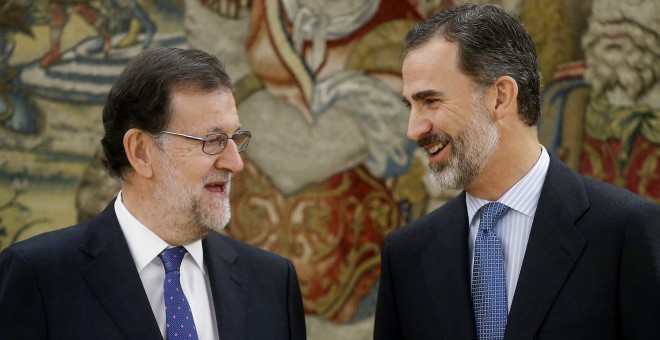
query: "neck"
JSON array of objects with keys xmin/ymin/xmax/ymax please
[{"xmin": 466, "ymin": 125, "xmax": 541, "ymax": 201}]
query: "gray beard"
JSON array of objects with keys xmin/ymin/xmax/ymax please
[
  {"xmin": 155, "ymin": 151, "xmax": 233, "ymax": 238},
  {"xmin": 429, "ymin": 96, "xmax": 500, "ymax": 190}
]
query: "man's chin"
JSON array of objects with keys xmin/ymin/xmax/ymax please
[
  {"xmin": 205, "ymin": 224, "xmax": 227, "ymax": 234},
  {"xmin": 202, "ymin": 210, "xmax": 230, "ymax": 232},
  {"xmin": 429, "ymin": 169, "xmax": 462, "ymax": 190},
  {"xmin": 196, "ymin": 202, "xmax": 231, "ymax": 233},
  {"xmin": 197, "ymin": 216, "xmax": 228, "ymax": 233}
]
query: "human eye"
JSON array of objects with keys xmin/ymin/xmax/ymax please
[
  {"xmin": 401, "ymin": 97, "xmax": 412, "ymax": 109},
  {"xmin": 205, "ymin": 134, "xmax": 227, "ymax": 147}
]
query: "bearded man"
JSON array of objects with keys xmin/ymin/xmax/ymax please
[
  {"xmin": 375, "ymin": 4, "xmax": 660, "ymax": 339},
  {"xmin": 0, "ymin": 47, "xmax": 306, "ymax": 339}
]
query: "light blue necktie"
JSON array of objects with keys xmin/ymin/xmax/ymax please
[
  {"xmin": 159, "ymin": 247, "xmax": 199, "ymax": 340},
  {"xmin": 472, "ymin": 202, "xmax": 509, "ymax": 340}
]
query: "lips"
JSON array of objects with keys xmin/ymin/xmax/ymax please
[
  {"xmin": 427, "ymin": 141, "xmax": 447, "ymax": 156},
  {"xmin": 204, "ymin": 172, "xmax": 232, "ymax": 194},
  {"xmin": 205, "ymin": 182, "xmax": 226, "ymax": 193},
  {"xmin": 418, "ymin": 134, "xmax": 451, "ymax": 158}
]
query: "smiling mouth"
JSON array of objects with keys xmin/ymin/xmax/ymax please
[
  {"xmin": 418, "ymin": 134, "xmax": 452, "ymax": 158},
  {"xmin": 427, "ymin": 142, "xmax": 448, "ymax": 156}
]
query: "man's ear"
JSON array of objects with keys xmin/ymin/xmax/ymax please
[
  {"xmin": 123, "ymin": 128, "xmax": 156, "ymax": 178},
  {"xmin": 489, "ymin": 75, "xmax": 519, "ymax": 121}
]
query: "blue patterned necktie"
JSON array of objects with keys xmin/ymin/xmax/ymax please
[
  {"xmin": 159, "ymin": 247, "xmax": 199, "ymax": 340},
  {"xmin": 472, "ymin": 202, "xmax": 510, "ymax": 340}
]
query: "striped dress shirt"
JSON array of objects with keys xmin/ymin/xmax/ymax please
[{"xmin": 467, "ymin": 145, "xmax": 550, "ymax": 310}]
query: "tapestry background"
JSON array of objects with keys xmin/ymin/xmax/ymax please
[{"xmin": 1, "ymin": 0, "xmax": 658, "ymax": 338}]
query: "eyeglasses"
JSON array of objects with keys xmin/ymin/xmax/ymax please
[{"xmin": 160, "ymin": 130, "xmax": 251, "ymax": 155}]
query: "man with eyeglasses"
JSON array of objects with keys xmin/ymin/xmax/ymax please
[{"xmin": 0, "ymin": 47, "xmax": 306, "ymax": 339}]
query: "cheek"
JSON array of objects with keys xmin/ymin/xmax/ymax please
[
  {"xmin": 433, "ymin": 110, "xmax": 471, "ymax": 137},
  {"xmin": 194, "ymin": 162, "xmax": 221, "ymax": 183},
  {"xmin": 174, "ymin": 154, "xmax": 212, "ymax": 174},
  {"xmin": 166, "ymin": 164, "xmax": 205, "ymax": 189}
]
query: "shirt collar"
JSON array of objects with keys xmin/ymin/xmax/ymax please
[
  {"xmin": 114, "ymin": 191, "xmax": 206, "ymax": 274},
  {"xmin": 466, "ymin": 145, "xmax": 550, "ymax": 225}
]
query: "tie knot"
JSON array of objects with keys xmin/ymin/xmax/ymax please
[
  {"xmin": 159, "ymin": 247, "xmax": 187, "ymax": 273},
  {"xmin": 479, "ymin": 202, "xmax": 509, "ymax": 231}
]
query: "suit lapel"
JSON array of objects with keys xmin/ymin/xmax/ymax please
[
  {"xmin": 79, "ymin": 201, "xmax": 163, "ymax": 340},
  {"xmin": 204, "ymin": 234, "xmax": 249, "ymax": 340},
  {"xmin": 423, "ymin": 193, "xmax": 477, "ymax": 340},
  {"xmin": 505, "ymin": 155, "xmax": 588, "ymax": 339}
]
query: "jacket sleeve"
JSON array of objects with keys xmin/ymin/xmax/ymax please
[
  {"xmin": 286, "ymin": 259, "xmax": 307, "ymax": 340},
  {"xmin": 0, "ymin": 246, "xmax": 48, "ymax": 339}
]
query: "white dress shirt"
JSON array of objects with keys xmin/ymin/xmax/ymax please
[
  {"xmin": 467, "ymin": 145, "xmax": 550, "ymax": 310},
  {"xmin": 115, "ymin": 192, "xmax": 219, "ymax": 339}
]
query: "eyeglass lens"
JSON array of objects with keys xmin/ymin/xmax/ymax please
[{"xmin": 202, "ymin": 132, "xmax": 250, "ymax": 154}]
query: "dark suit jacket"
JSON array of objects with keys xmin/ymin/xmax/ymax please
[
  {"xmin": 374, "ymin": 154, "xmax": 660, "ymax": 339},
  {"xmin": 0, "ymin": 201, "xmax": 306, "ymax": 340}
]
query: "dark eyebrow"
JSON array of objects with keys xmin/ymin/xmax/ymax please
[
  {"xmin": 401, "ymin": 89, "xmax": 444, "ymax": 108},
  {"xmin": 411, "ymin": 89, "xmax": 442, "ymax": 102},
  {"xmin": 209, "ymin": 126, "xmax": 243, "ymax": 135}
]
